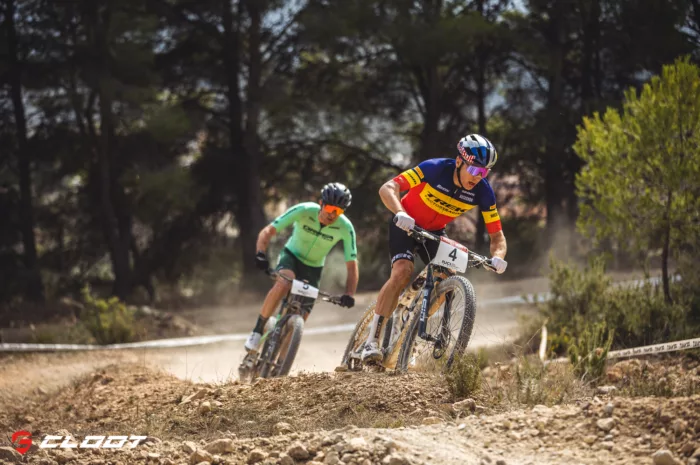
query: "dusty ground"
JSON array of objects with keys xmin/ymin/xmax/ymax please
[
  {"xmin": 1, "ymin": 353, "xmax": 698, "ymax": 465},
  {"xmin": 1, "ymin": 270, "xmax": 693, "ymax": 465}
]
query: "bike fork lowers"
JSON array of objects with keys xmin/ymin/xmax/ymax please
[
  {"xmin": 418, "ymin": 267, "xmax": 435, "ymax": 341},
  {"xmin": 261, "ymin": 315, "xmax": 286, "ymax": 371},
  {"xmin": 417, "ymin": 267, "xmax": 452, "ymax": 353}
]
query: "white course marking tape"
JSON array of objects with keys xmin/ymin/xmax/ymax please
[
  {"xmin": 0, "ymin": 275, "xmax": 677, "ymax": 352},
  {"xmin": 546, "ymin": 336, "xmax": 700, "ymax": 364}
]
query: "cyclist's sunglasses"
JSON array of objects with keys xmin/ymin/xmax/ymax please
[
  {"xmin": 459, "ymin": 156, "xmax": 490, "ymax": 178},
  {"xmin": 322, "ymin": 204, "xmax": 344, "ymax": 215}
]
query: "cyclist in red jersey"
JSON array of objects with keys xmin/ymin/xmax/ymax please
[{"xmin": 361, "ymin": 134, "xmax": 508, "ymax": 362}]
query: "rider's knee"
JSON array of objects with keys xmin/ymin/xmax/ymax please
[
  {"xmin": 273, "ymin": 273, "xmax": 294, "ymax": 292},
  {"xmin": 390, "ymin": 260, "xmax": 414, "ymax": 286}
]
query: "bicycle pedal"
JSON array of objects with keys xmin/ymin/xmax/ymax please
[{"xmin": 334, "ymin": 365, "xmax": 349, "ymax": 372}]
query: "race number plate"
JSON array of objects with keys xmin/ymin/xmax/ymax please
[
  {"xmin": 431, "ymin": 238, "xmax": 469, "ymax": 273},
  {"xmin": 291, "ymin": 279, "xmax": 319, "ymax": 299}
]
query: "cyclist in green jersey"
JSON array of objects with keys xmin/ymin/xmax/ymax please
[{"xmin": 243, "ymin": 183, "xmax": 359, "ymax": 352}]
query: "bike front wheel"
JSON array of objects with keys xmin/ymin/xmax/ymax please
[
  {"xmin": 259, "ymin": 314, "xmax": 304, "ymax": 378},
  {"xmin": 396, "ymin": 275, "xmax": 477, "ymax": 372},
  {"xmin": 340, "ymin": 300, "xmax": 405, "ymax": 370}
]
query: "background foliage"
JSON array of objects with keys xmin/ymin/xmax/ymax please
[{"xmin": 1, "ymin": 0, "xmax": 698, "ymax": 315}]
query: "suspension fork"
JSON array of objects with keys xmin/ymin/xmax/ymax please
[
  {"xmin": 418, "ymin": 265, "xmax": 435, "ymax": 341},
  {"xmin": 437, "ymin": 292, "xmax": 453, "ymax": 349},
  {"xmin": 261, "ymin": 299, "xmax": 289, "ymax": 365},
  {"xmin": 417, "ymin": 267, "xmax": 454, "ymax": 347}
]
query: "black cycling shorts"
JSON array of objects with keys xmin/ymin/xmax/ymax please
[
  {"xmin": 388, "ymin": 217, "xmax": 446, "ymax": 266},
  {"xmin": 276, "ymin": 247, "xmax": 323, "ymax": 313}
]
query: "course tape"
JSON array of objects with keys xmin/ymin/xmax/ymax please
[
  {"xmin": 546, "ymin": 336, "xmax": 700, "ymax": 364},
  {"xmin": 0, "ymin": 275, "xmax": 675, "ymax": 353}
]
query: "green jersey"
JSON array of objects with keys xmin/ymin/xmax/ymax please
[{"xmin": 271, "ymin": 202, "xmax": 357, "ymax": 267}]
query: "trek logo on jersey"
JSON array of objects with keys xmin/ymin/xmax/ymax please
[
  {"xmin": 423, "ymin": 192, "xmax": 468, "ymax": 215},
  {"xmin": 302, "ymin": 225, "xmax": 334, "ymax": 241}
]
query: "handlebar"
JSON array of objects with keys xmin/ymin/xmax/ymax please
[
  {"xmin": 265, "ymin": 269, "xmax": 344, "ymax": 306},
  {"xmin": 395, "ymin": 218, "xmax": 499, "ymax": 272}
]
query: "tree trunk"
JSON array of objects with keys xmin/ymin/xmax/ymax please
[
  {"xmin": 544, "ymin": 163, "xmax": 565, "ymax": 245},
  {"xmin": 223, "ymin": 0, "xmax": 267, "ymax": 280},
  {"xmin": 87, "ymin": 1, "xmax": 132, "ymax": 300},
  {"xmin": 5, "ymin": 0, "xmax": 44, "ymax": 301},
  {"xmin": 418, "ymin": 64, "xmax": 442, "ymax": 162},
  {"xmin": 474, "ymin": 48, "xmax": 488, "ymax": 253},
  {"xmin": 661, "ymin": 189, "xmax": 673, "ymax": 304},
  {"xmin": 544, "ymin": 4, "xmax": 567, "ymax": 247},
  {"xmin": 570, "ymin": 0, "xmax": 601, "ymax": 229},
  {"xmin": 580, "ymin": 0, "xmax": 601, "ymax": 116}
]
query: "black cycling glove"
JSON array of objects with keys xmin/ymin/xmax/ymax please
[
  {"xmin": 255, "ymin": 251, "xmax": 270, "ymax": 272},
  {"xmin": 339, "ymin": 294, "xmax": 355, "ymax": 308}
]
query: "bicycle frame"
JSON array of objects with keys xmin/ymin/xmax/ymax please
[{"xmin": 405, "ymin": 225, "xmax": 495, "ymax": 349}]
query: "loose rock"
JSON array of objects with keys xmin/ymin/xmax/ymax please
[
  {"xmin": 247, "ymin": 449, "xmax": 267, "ymax": 464},
  {"xmin": 453, "ymin": 398, "xmax": 477, "ymax": 412},
  {"xmin": 653, "ymin": 449, "xmax": 682, "ymax": 465},
  {"xmin": 597, "ymin": 418, "xmax": 615, "ymax": 432},
  {"xmin": 204, "ymin": 438, "xmax": 234, "ymax": 454},
  {"xmin": 198, "ymin": 400, "xmax": 212, "ymax": 414},
  {"xmin": 274, "ymin": 422, "xmax": 295, "ymax": 435},
  {"xmin": 190, "ymin": 449, "xmax": 214, "ymax": 465},
  {"xmin": 288, "ymin": 442, "xmax": 310, "ymax": 460}
]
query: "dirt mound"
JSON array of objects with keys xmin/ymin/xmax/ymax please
[
  {"xmin": 3, "ymin": 365, "xmax": 455, "ymax": 443},
  {"xmin": 2, "ymin": 353, "xmax": 699, "ymax": 465},
  {"xmin": 7, "ymin": 370, "xmax": 700, "ymax": 465}
]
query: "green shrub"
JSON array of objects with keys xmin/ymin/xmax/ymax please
[
  {"xmin": 568, "ymin": 321, "xmax": 614, "ymax": 383},
  {"xmin": 31, "ymin": 322, "xmax": 95, "ymax": 344},
  {"xmin": 538, "ymin": 255, "xmax": 697, "ymax": 353},
  {"xmin": 80, "ymin": 286, "xmax": 138, "ymax": 344},
  {"xmin": 488, "ymin": 356, "xmax": 587, "ymax": 407},
  {"xmin": 445, "ymin": 354, "xmax": 482, "ymax": 399}
]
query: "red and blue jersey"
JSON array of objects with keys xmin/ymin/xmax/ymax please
[{"xmin": 393, "ymin": 158, "xmax": 503, "ymax": 233}]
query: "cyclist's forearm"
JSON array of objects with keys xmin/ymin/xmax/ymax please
[
  {"xmin": 379, "ymin": 180, "xmax": 405, "ymax": 214},
  {"xmin": 345, "ymin": 260, "xmax": 359, "ymax": 296},
  {"xmin": 256, "ymin": 225, "xmax": 277, "ymax": 252},
  {"xmin": 489, "ymin": 230, "xmax": 507, "ymax": 259}
]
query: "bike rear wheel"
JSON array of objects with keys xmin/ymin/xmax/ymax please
[
  {"xmin": 396, "ymin": 275, "xmax": 476, "ymax": 372},
  {"xmin": 260, "ymin": 314, "xmax": 304, "ymax": 378}
]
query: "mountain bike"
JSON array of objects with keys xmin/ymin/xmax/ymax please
[
  {"xmin": 238, "ymin": 270, "xmax": 343, "ymax": 381},
  {"xmin": 340, "ymin": 223, "xmax": 498, "ymax": 372}
]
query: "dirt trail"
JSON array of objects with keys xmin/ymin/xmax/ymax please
[{"xmin": 1, "ymin": 358, "xmax": 698, "ymax": 465}]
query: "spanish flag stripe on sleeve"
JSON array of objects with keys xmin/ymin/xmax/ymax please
[
  {"xmin": 482, "ymin": 209, "xmax": 502, "ymax": 234},
  {"xmin": 393, "ymin": 167, "xmax": 424, "ymax": 190}
]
